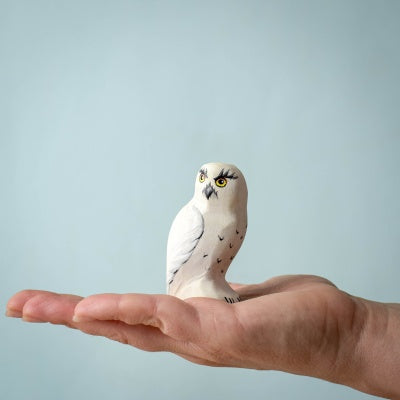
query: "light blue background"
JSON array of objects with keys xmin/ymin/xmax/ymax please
[{"xmin": 1, "ymin": 1, "xmax": 399, "ymax": 399}]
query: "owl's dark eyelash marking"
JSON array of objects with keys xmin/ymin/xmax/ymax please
[
  {"xmin": 214, "ymin": 168, "xmax": 238, "ymax": 181},
  {"xmin": 199, "ymin": 168, "xmax": 208, "ymax": 178}
]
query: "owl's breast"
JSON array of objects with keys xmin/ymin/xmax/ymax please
[{"xmin": 172, "ymin": 210, "xmax": 246, "ymax": 286}]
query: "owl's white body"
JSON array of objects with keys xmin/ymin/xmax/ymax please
[{"xmin": 167, "ymin": 162, "xmax": 247, "ymax": 303}]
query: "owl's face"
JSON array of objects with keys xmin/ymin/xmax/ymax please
[{"xmin": 193, "ymin": 162, "xmax": 247, "ymax": 209}]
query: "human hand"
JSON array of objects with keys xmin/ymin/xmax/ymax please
[{"xmin": 6, "ymin": 275, "xmax": 400, "ymax": 399}]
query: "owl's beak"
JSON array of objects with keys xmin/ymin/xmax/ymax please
[{"xmin": 203, "ymin": 183, "xmax": 217, "ymax": 200}]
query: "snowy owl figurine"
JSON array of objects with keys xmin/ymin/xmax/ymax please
[{"xmin": 167, "ymin": 162, "xmax": 247, "ymax": 303}]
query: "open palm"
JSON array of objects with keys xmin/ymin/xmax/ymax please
[{"xmin": 6, "ymin": 274, "xmax": 362, "ymax": 383}]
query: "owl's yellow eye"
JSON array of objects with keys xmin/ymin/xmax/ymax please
[
  {"xmin": 215, "ymin": 177, "xmax": 227, "ymax": 187},
  {"xmin": 199, "ymin": 173, "xmax": 205, "ymax": 183}
]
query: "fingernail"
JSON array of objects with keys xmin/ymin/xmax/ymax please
[
  {"xmin": 72, "ymin": 314, "xmax": 92, "ymax": 323},
  {"xmin": 72, "ymin": 314, "xmax": 81, "ymax": 323},
  {"xmin": 22, "ymin": 315, "xmax": 44, "ymax": 323},
  {"xmin": 5, "ymin": 309, "xmax": 22, "ymax": 318}
]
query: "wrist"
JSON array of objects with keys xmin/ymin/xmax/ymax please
[{"xmin": 343, "ymin": 296, "xmax": 400, "ymax": 399}]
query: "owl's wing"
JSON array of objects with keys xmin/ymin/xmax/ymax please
[{"xmin": 166, "ymin": 203, "xmax": 204, "ymax": 286}]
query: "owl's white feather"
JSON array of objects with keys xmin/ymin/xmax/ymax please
[{"xmin": 166, "ymin": 203, "xmax": 204, "ymax": 286}]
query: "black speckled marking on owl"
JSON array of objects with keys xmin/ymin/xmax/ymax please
[
  {"xmin": 236, "ymin": 229, "xmax": 239, "ymax": 234},
  {"xmin": 217, "ymin": 258, "xmax": 222, "ymax": 263},
  {"xmin": 229, "ymin": 243, "xmax": 233, "ymax": 248},
  {"xmin": 203, "ymin": 254, "xmax": 208, "ymax": 258},
  {"xmin": 218, "ymin": 235, "xmax": 224, "ymax": 241}
]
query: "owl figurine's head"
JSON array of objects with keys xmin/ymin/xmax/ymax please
[{"xmin": 193, "ymin": 162, "xmax": 248, "ymax": 211}]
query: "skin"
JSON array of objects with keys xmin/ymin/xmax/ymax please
[{"xmin": 5, "ymin": 275, "xmax": 400, "ymax": 399}]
